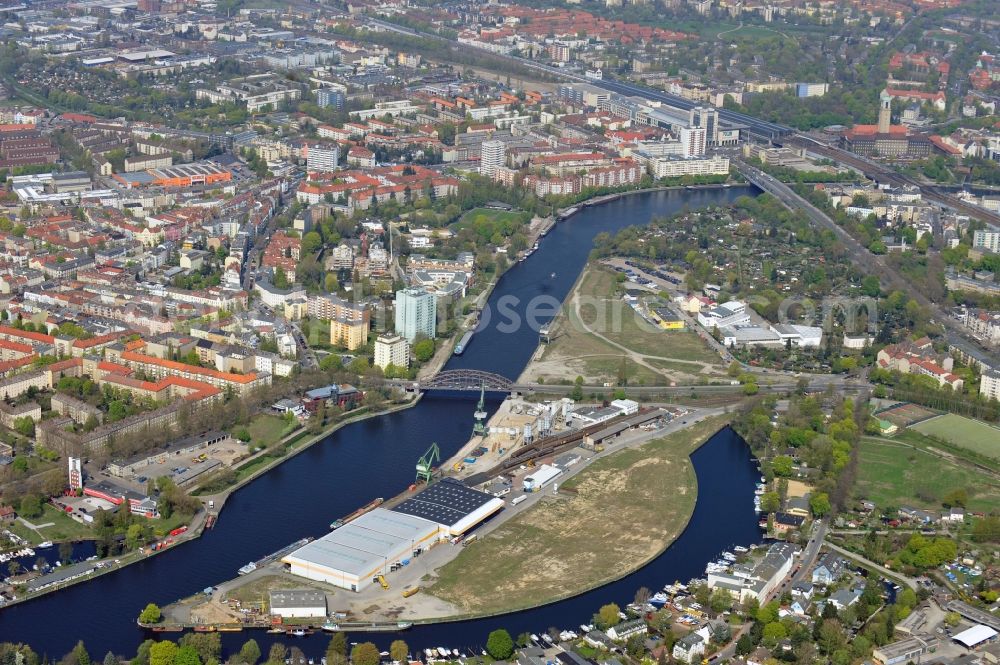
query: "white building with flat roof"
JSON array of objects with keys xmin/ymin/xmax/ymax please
[{"xmin": 374, "ymin": 334, "xmax": 409, "ymax": 370}]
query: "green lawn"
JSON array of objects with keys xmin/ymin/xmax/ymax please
[
  {"xmin": 910, "ymin": 414, "xmax": 1000, "ymax": 459},
  {"xmin": 457, "ymin": 207, "xmax": 526, "ymax": 228},
  {"xmin": 856, "ymin": 436, "xmax": 1000, "ymax": 513},
  {"xmin": 7, "ymin": 504, "xmax": 96, "ymax": 544},
  {"xmin": 245, "ymin": 414, "xmax": 294, "ymax": 449}
]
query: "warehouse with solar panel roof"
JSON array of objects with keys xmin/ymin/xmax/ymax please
[{"xmin": 282, "ymin": 479, "xmax": 504, "ymax": 591}]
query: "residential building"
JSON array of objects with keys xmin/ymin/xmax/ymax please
[
  {"xmin": 374, "ymin": 334, "xmax": 409, "ymax": 370},
  {"xmin": 974, "ymin": 230, "xmax": 1000, "ymax": 253},
  {"xmin": 981, "ymin": 369, "xmax": 1000, "ymax": 401},
  {"xmin": 480, "ymin": 140, "xmax": 505, "ymax": 178},
  {"xmin": 673, "ymin": 634, "xmax": 705, "ymax": 663},
  {"xmin": 306, "ymin": 143, "xmax": 340, "ymax": 172},
  {"xmin": 395, "ymin": 288, "xmax": 436, "ymax": 343},
  {"xmin": 317, "ymin": 88, "xmax": 346, "ymax": 110}
]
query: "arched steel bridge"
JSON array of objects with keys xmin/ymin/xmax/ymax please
[{"xmin": 420, "ymin": 369, "xmax": 513, "ymax": 392}]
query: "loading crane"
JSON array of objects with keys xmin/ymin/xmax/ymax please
[
  {"xmin": 473, "ymin": 381, "xmax": 487, "ymax": 436},
  {"xmin": 415, "ymin": 442, "xmax": 440, "ymax": 485}
]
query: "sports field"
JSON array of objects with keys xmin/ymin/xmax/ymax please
[{"xmin": 911, "ymin": 414, "xmax": 1000, "ymax": 459}]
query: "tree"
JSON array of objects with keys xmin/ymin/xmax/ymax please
[
  {"xmin": 179, "ymin": 634, "xmax": 221, "ymax": 664},
  {"xmin": 326, "ymin": 634, "xmax": 347, "ymax": 665},
  {"xmin": 350, "ymin": 642, "xmax": 379, "ymax": 665},
  {"xmin": 239, "ymin": 640, "xmax": 261, "ymax": 665},
  {"xmin": 302, "ymin": 231, "xmax": 323, "ymax": 255},
  {"xmin": 942, "ymin": 488, "xmax": 968, "ymax": 508},
  {"xmin": 486, "ymin": 630, "xmax": 514, "ymax": 660},
  {"xmin": 103, "ymin": 653, "xmax": 120, "ymax": 665},
  {"xmin": 412, "ymin": 338, "xmax": 435, "ymax": 362},
  {"xmin": 772, "ymin": 455, "xmax": 793, "ymax": 477},
  {"xmin": 598, "ymin": 602, "xmax": 622, "ymax": 628},
  {"xmin": 148, "ymin": 641, "xmax": 177, "ymax": 665},
  {"xmin": 736, "ymin": 634, "xmax": 754, "ymax": 656},
  {"xmin": 138, "ymin": 603, "xmax": 162, "ymax": 624},
  {"xmin": 760, "ymin": 491, "xmax": 781, "ymax": 514},
  {"xmin": 389, "ymin": 640, "xmax": 409, "ymax": 663},
  {"xmin": 809, "ymin": 492, "xmax": 832, "ymax": 517},
  {"xmin": 19, "ymin": 494, "xmax": 43, "ymax": 518},
  {"xmin": 13, "ymin": 416, "xmax": 34, "ymax": 437},
  {"xmin": 762, "ymin": 622, "xmax": 787, "ymax": 646},
  {"xmin": 266, "ymin": 644, "xmax": 287, "ymax": 665},
  {"xmin": 173, "ymin": 647, "xmax": 201, "ymax": 665},
  {"xmin": 944, "ymin": 612, "xmax": 961, "ymax": 627}
]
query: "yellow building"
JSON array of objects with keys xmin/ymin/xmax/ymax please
[{"xmin": 331, "ymin": 318, "xmax": 369, "ymax": 351}]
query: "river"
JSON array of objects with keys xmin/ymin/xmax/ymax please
[{"xmin": 1, "ymin": 186, "xmax": 760, "ymax": 657}]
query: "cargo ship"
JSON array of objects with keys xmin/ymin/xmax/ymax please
[
  {"xmin": 237, "ymin": 537, "xmax": 312, "ymax": 575},
  {"xmin": 453, "ymin": 330, "xmax": 474, "ymax": 356},
  {"xmin": 329, "ymin": 497, "xmax": 383, "ymax": 530}
]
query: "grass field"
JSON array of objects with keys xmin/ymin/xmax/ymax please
[
  {"xmin": 457, "ymin": 207, "xmax": 527, "ymax": 228},
  {"xmin": 911, "ymin": 414, "xmax": 1000, "ymax": 459},
  {"xmin": 856, "ymin": 436, "xmax": 1000, "ymax": 513},
  {"xmin": 531, "ymin": 267, "xmax": 719, "ymax": 385},
  {"xmin": 7, "ymin": 504, "xmax": 95, "ymax": 545},
  {"xmin": 246, "ymin": 414, "xmax": 294, "ymax": 449},
  {"xmin": 426, "ymin": 415, "xmax": 727, "ymax": 615}
]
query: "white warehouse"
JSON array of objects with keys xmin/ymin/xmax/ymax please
[
  {"xmin": 523, "ymin": 464, "xmax": 562, "ymax": 492},
  {"xmin": 283, "ymin": 479, "xmax": 505, "ymax": 591}
]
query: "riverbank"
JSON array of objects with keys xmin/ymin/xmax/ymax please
[
  {"xmin": 556, "ymin": 182, "xmax": 738, "ymax": 220},
  {"xmin": 421, "ymin": 414, "xmax": 730, "ymax": 619},
  {"xmin": 0, "ymin": 397, "xmax": 423, "ymax": 613},
  {"xmin": 519, "ymin": 264, "xmax": 725, "ymax": 386}
]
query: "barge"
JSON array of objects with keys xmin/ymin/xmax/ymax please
[
  {"xmin": 329, "ymin": 497, "xmax": 384, "ymax": 530},
  {"xmin": 237, "ymin": 537, "xmax": 312, "ymax": 576}
]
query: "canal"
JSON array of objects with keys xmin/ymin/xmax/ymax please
[{"xmin": 1, "ymin": 186, "xmax": 760, "ymax": 657}]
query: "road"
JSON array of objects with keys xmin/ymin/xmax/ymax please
[
  {"xmin": 792, "ymin": 518, "xmax": 828, "ymax": 586},
  {"xmin": 736, "ymin": 160, "xmax": 1000, "ymax": 368},
  {"xmin": 822, "ymin": 540, "xmax": 919, "ymax": 590}
]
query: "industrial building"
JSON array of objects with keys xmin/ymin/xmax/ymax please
[
  {"xmin": 268, "ymin": 589, "xmax": 327, "ymax": 618},
  {"xmin": 283, "ymin": 480, "xmax": 504, "ymax": 591},
  {"xmin": 282, "ymin": 508, "xmax": 440, "ymax": 592},
  {"xmin": 392, "ymin": 478, "xmax": 505, "ymax": 536}
]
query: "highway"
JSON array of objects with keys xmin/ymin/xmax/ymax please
[{"xmin": 736, "ymin": 160, "xmax": 1000, "ymax": 367}]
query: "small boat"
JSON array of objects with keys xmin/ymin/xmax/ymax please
[
  {"xmin": 550, "ymin": 272, "xmax": 556, "ymax": 279},
  {"xmin": 436, "ymin": 648, "xmax": 450, "ymax": 658},
  {"xmin": 288, "ymin": 628, "xmax": 311, "ymax": 637},
  {"xmin": 734, "ymin": 545, "xmax": 748, "ymax": 553},
  {"xmin": 322, "ymin": 623, "xmax": 339, "ymax": 632},
  {"xmin": 424, "ymin": 649, "xmax": 435, "ymax": 660},
  {"xmin": 238, "ymin": 562, "xmax": 256, "ymax": 575},
  {"xmin": 267, "ymin": 627, "xmax": 285, "ymax": 634},
  {"xmin": 397, "ymin": 621, "xmax": 413, "ymax": 629},
  {"xmin": 37, "ymin": 541, "xmax": 53, "ymax": 549}
]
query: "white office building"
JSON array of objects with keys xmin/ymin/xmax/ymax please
[
  {"xmin": 374, "ymin": 334, "xmax": 410, "ymax": 370},
  {"xmin": 480, "ymin": 140, "xmax": 506, "ymax": 178},
  {"xmin": 395, "ymin": 287, "xmax": 437, "ymax": 342}
]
